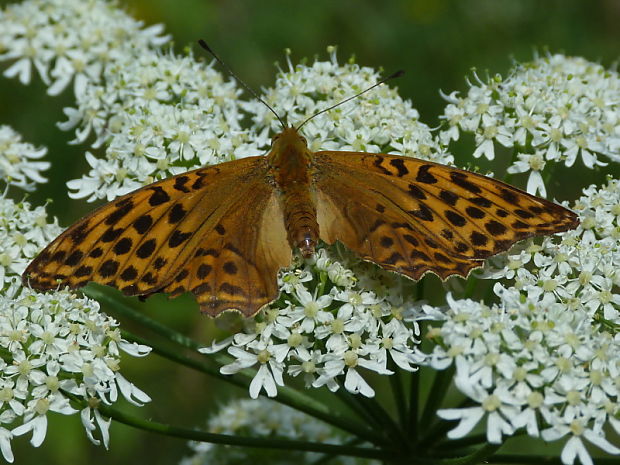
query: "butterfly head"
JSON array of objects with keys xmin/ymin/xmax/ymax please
[{"xmin": 269, "ymin": 127, "xmax": 309, "ymax": 162}]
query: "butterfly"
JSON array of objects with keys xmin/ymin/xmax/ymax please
[{"xmin": 22, "ymin": 123, "xmax": 579, "ymax": 317}]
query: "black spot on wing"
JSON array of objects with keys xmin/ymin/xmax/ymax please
[
  {"xmin": 485, "ymin": 221, "xmax": 507, "ymax": 236},
  {"xmin": 113, "ymin": 237, "xmax": 132, "ymax": 255},
  {"xmin": 149, "ymin": 186, "xmax": 171, "ymax": 206},
  {"xmin": 89, "ymin": 248, "xmax": 103, "ymax": 258},
  {"xmin": 223, "ymin": 262, "xmax": 238, "ymax": 275},
  {"xmin": 64, "ymin": 250, "xmax": 84, "ymax": 266},
  {"xmin": 105, "ymin": 200, "xmax": 133, "ymax": 225},
  {"xmin": 450, "ymin": 172, "xmax": 482, "ymax": 194},
  {"xmin": 173, "ymin": 175, "xmax": 190, "ymax": 193},
  {"xmin": 75, "ymin": 265, "xmax": 93, "ymax": 277},
  {"xmin": 439, "ymin": 190, "xmax": 458, "ymax": 206},
  {"xmin": 470, "ymin": 231, "xmax": 488, "ymax": 246},
  {"xmin": 174, "ymin": 269, "xmax": 189, "ymax": 282},
  {"xmin": 168, "ymin": 204, "xmax": 186, "ymax": 224},
  {"xmin": 101, "ymin": 227, "xmax": 122, "ymax": 243},
  {"xmin": 499, "ymin": 188, "xmax": 519, "ymax": 204},
  {"xmin": 120, "ymin": 266, "xmax": 138, "ymax": 281},
  {"xmin": 390, "ymin": 158, "xmax": 409, "ymax": 177},
  {"xmin": 133, "ymin": 215, "xmax": 153, "ymax": 234},
  {"xmin": 416, "ymin": 165, "xmax": 437, "ymax": 184},
  {"xmin": 408, "ymin": 184, "xmax": 427, "ymax": 200},
  {"xmin": 466, "ymin": 206, "xmax": 486, "ymax": 219},
  {"xmin": 168, "ymin": 230, "xmax": 191, "ymax": 248},
  {"xmin": 219, "ymin": 282, "xmax": 245, "ymax": 296},
  {"xmin": 197, "ymin": 264, "xmax": 212, "ymax": 279},
  {"xmin": 137, "ymin": 239, "xmax": 157, "ymax": 258},
  {"xmin": 470, "ymin": 197, "xmax": 492, "ymax": 208},
  {"xmin": 445, "ymin": 210, "xmax": 466, "ymax": 227},
  {"xmin": 69, "ymin": 222, "xmax": 90, "ymax": 243},
  {"xmin": 410, "ymin": 203, "xmax": 434, "ymax": 222},
  {"xmin": 99, "ymin": 260, "xmax": 119, "ymax": 278}
]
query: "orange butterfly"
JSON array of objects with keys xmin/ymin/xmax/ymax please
[
  {"xmin": 22, "ymin": 45, "xmax": 579, "ymax": 316},
  {"xmin": 22, "ymin": 123, "xmax": 578, "ymax": 316}
]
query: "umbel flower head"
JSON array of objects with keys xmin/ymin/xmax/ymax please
[
  {"xmin": 426, "ymin": 179, "xmax": 620, "ymax": 464},
  {"xmin": 439, "ymin": 54, "xmax": 620, "ymax": 196}
]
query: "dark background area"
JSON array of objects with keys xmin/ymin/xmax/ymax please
[{"xmin": 0, "ymin": 0, "xmax": 618, "ymax": 463}]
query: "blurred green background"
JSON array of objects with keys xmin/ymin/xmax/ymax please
[{"xmin": 0, "ymin": 0, "xmax": 618, "ymax": 463}]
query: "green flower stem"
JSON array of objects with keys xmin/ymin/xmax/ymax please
[
  {"xmin": 309, "ymin": 438, "xmax": 369, "ymax": 465},
  {"xmin": 332, "ymin": 377, "xmax": 405, "ymax": 448},
  {"xmin": 463, "ymin": 275, "xmax": 478, "ymax": 299},
  {"xmin": 389, "ymin": 360, "xmax": 408, "ymax": 430},
  {"xmin": 407, "ymin": 369, "xmax": 419, "ymax": 440},
  {"xmin": 333, "ymin": 387, "xmax": 381, "ymax": 429},
  {"xmin": 418, "ymin": 366, "xmax": 455, "ymax": 445},
  {"xmin": 63, "ymin": 391, "xmax": 391, "ymax": 461},
  {"xmin": 85, "ymin": 287, "xmax": 381, "ymax": 445},
  {"xmin": 342, "ymin": 382, "xmax": 408, "ymax": 449}
]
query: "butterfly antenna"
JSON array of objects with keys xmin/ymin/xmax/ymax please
[
  {"xmin": 296, "ymin": 69, "xmax": 404, "ymax": 131},
  {"xmin": 197, "ymin": 39, "xmax": 287, "ymax": 130}
]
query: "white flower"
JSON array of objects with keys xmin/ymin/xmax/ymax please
[{"xmin": 0, "ymin": 126, "xmax": 49, "ymax": 191}]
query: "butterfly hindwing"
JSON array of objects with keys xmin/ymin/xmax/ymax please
[
  {"xmin": 23, "ymin": 156, "xmax": 291, "ymax": 316},
  {"xmin": 160, "ymin": 186, "xmax": 292, "ymax": 316},
  {"xmin": 314, "ymin": 151, "xmax": 578, "ymax": 280}
]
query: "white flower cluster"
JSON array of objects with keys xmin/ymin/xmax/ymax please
[
  {"xmin": 439, "ymin": 54, "xmax": 620, "ymax": 196},
  {"xmin": 486, "ymin": 177, "xmax": 620, "ymax": 323},
  {"xmin": 202, "ymin": 248, "xmax": 428, "ymax": 398},
  {"xmin": 61, "ymin": 49, "xmax": 261, "ymax": 202},
  {"xmin": 425, "ymin": 179, "xmax": 620, "ymax": 465},
  {"xmin": 0, "ymin": 126, "xmax": 49, "ymax": 191},
  {"xmin": 0, "ymin": 195, "xmax": 60, "ymax": 292},
  {"xmin": 0, "ymin": 195, "xmax": 151, "ymax": 463},
  {"xmin": 244, "ymin": 47, "xmax": 453, "ymax": 166},
  {"xmin": 0, "ymin": 0, "xmax": 261, "ymax": 202},
  {"xmin": 180, "ymin": 397, "xmax": 378, "ymax": 465},
  {"xmin": 0, "ymin": 0, "xmax": 168, "ymax": 92}
]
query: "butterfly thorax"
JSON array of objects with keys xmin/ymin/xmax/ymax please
[{"xmin": 267, "ymin": 128, "xmax": 319, "ymax": 258}]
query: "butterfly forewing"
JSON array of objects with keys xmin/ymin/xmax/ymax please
[
  {"xmin": 314, "ymin": 151, "xmax": 578, "ymax": 280},
  {"xmin": 23, "ymin": 156, "xmax": 292, "ymax": 316}
]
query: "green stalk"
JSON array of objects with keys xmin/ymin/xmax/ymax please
[
  {"xmin": 407, "ymin": 369, "xmax": 419, "ymax": 440},
  {"xmin": 389, "ymin": 360, "xmax": 408, "ymax": 430},
  {"xmin": 333, "ymin": 377, "xmax": 405, "ymax": 448},
  {"xmin": 63, "ymin": 391, "xmax": 391, "ymax": 460},
  {"xmin": 418, "ymin": 366, "xmax": 455, "ymax": 445}
]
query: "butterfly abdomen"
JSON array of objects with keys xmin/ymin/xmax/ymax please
[
  {"xmin": 280, "ymin": 185, "xmax": 319, "ymax": 258},
  {"xmin": 268, "ymin": 128, "xmax": 319, "ymax": 258}
]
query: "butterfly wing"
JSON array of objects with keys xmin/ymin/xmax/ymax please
[
  {"xmin": 314, "ymin": 151, "xmax": 578, "ymax": 280},
  {"xmin": 23, "ymin": 156, "xmax": 292, "ymax": 316}
]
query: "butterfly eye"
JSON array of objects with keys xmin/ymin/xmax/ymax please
[{"xmin": 300, "ymin": 136, "xmax": 307, "ymax": 145}]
